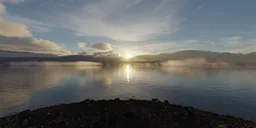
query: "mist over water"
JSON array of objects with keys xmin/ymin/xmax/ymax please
[
  {"xmin": 163, "ymin": 58, "xmax": 230, "ymax": 67},
  {"xmin": 0, "ymin": 63, "xmax": 256, "ymax": 120}
]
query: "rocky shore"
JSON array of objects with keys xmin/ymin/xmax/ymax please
[{"xmin": 0, "ymin": 99, "xmax": 255, "ymax": 128}]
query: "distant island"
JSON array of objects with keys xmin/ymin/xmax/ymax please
[{"xmin": 0, "ymin": 50, "xmax": 256, "ymax": 66}]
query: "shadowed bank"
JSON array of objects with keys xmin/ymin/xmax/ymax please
[{"xmin": 0, "ymin": 99, "xmax": 255, "ymax": 128}]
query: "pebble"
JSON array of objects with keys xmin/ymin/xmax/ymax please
[
  {"xmin": 0, "ymin": 99, "xmax": 255, "ymax": 128},
  {"xmin": 23, "ymin": 119, "xmax": 29, "ymax": 126}
]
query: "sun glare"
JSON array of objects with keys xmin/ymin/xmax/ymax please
[{"xmin": 124, "ymin": 53, "xmax": 132, "ymax": 60}]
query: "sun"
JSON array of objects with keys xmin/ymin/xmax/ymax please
[{"xmin": 124, "ymin": 53, "xmax": 133, "ymax": 60}]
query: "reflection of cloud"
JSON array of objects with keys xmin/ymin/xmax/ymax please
[
  {"xmin": 0, "ymin": 67, "xmax": 69, "ymax": 91},
  {"xmin": 90, "ymin": 67, "xmax": 120, "ymax": 86},
  {"xmin": 0, "ymin": 65, "xmax": 104, "ymax": 116},
  {"xmin": 0, "ymin": 90, "xmax": 29, "ymax": 109},
  {"xmin": 160, "ymin": 67, "xmax": 207, "ymax": 77},
  {"xmin": 0, "ymin": 66, "xmax": 81, "ymax": 110}
]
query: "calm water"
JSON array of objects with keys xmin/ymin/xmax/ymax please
[{"xmin": 1, "ymin": 64, "xmax": 256, "ymax": 120}]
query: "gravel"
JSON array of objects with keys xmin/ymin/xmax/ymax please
[{"xmin": 0, "ymin": 99, "xmax": 255, "ymax": 128}]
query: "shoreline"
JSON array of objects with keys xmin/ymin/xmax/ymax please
[{"xmin": 1, "ymin": 99, "xmax": 255, "ymax": 128}]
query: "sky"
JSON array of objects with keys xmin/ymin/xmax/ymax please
[{"xmin": 0, "ymin": 0, "xmax": 255, "ymax": 56}]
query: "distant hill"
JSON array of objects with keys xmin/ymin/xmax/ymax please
[
  {"xmin": 1, "ymin": 50, "xmax": 255, "ymax": 66},
  {"xmin": 0, "ymin": 53, "xmax": 122, "ymax": 64},
  {"xmin": 132, "ymin": 50, "xmax": 256, "ymax": 66},
  {"xmin": 0, "ymin": 50, "xmax": 57, "ymax": 58},
  {"xmin": 247, "ymin": 52, "xmax": 256, "ymax": 56}
]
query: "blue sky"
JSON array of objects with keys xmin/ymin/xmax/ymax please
[{"xmin": 0, "ymin": 0, "xmax": 255, "ymax": 56}]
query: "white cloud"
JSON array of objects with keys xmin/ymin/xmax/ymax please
[
  {"xmin": 219, "ymin": 36, "xmax": 256, "ymax": 53},
  {"xmin": 0, "ymin": 0, "xmax": 24, "ymax": 3},
  {"xmin": 222, "ymin": 36, "xmax": 243, "ymax": 47},
  {"xmin": 62, "ymin": 0, "xmax": 183, "ymax": 41},
  {"xmin": 1, "ymin": 12, "xmax": 52, "ymax": 34},
  {"xmin": 0, "ymin": 3, "xmax": 71, "ymax": 55},
  {"xmin": 0, "ymin": 35, "xmax": 72, "ymax": 55},
  {"xmin": 0, "ymin": 1, "xmax": 52, "ymax": 34},
  {"xmin": 113, "ymin": 41, "xmax": 188, "ymax": 55},
  {"xmin": 77, "ymin": 42, "xmax": 85, "ymax": 48},
  {"xmin": 91, "ymin": 42, "xmax": 112, "ymax": 51},
  {"xmin": 196, "ymin": 3, "xmax": 205, "ymax": 10},
  {"xmin": 0, "ymin": 18, "xmax": 32, "ymax": 37},
  {"xmin": 29, "ymin": 26, "xmax": 51, "ymax": 33},
  {"xmin": 0, "ymin": 3, "xmax": 5, "ymax": 13}
]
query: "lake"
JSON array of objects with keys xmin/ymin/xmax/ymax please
[{"xmin": 0, "ymin": 64, "xmax": 256, "ymax": 120}]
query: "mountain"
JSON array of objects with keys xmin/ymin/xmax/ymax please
[
  {"xmin": 132, "ymin": 50, "xmax": 256, "ymax": 66},
  {"xmin": 0, "ymin": 50, "xmax": 57, "ymax": 58},
  {"xmin": 247, "ymin": 52, "xmax": 256, "ymax": 56}
]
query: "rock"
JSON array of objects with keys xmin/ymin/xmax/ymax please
[
  {"xmin": 151, "ymin": 98, "xmax": 158, "ymax": 102},
  {"xmin": 23, "ymin": 119, "xmax": 29, "ymax": 127},
  {"xmin": 20, "ymin": 109, "xmax": 30, "ymax": 115},
  {"xmin": 164, "ymin": 100, "xmax": 170, "ymax": 104},
  {"xmin": 53, "ymin": 121, "xmax": 67, "ymax": 128},
  {"xmin": 123, "ymin": 112, "xmax": 135, "ymax": 118},
  {"xmin": 0, "ymin": 99, "xmax": 255, "ymax": 128}
]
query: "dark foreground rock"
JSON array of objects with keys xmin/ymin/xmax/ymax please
[{"xmin": 0, "ymin": 99, "xmax": 255, "ymax": 128}]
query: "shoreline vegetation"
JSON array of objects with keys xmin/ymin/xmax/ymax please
[{"xmin": 0, "ymin": 99, "xmax": 255, "ymax": 128}]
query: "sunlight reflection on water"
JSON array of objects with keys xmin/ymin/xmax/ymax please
[
  {"xmin": 126, "ymin": 65, "xmax": 130, "ymax": 83},
  {"xmin": 0, "ymin": 64, "xmax": 256, "ymax": 120}
]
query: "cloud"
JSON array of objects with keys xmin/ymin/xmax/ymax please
[
  {"xmin": 0, "ymin": 35, "xmax": 72, "ymax": 55},
  {"xmin": 0, "ymin": 1, "xmax": 51, "ymax": 34},
  {"xmin": 91, "ymin": 42, "xmax": 112, "ymax": 51},
  {"xmin": 0, "ymin": 18, "xmax": 32, "ymax": 37},
  {"xmin": 0, "ymin": 5, "xmax": 71, "ymax": 55},
  {"xmin": 0, "ymin": 3, "xmax": 5, "ymax": 13},
  {"xmin": 0, "ymin": 0, "xmax": 24, "ymax": 3},
  {"xmin": 219, "ymin": 36, "xmax": 256, "ymax": 53},
  {"xmin": 61, "ymin": 0, "xmax": 183, "ymax": 41},
  {"xmin": 29, "ymin": 26, "xmax": 51, "ymax": 33},
  {"xmin": 221, "ymin": 36, "xmax": 244, "ymax": 47},
  {"xmin": 196, "ymin": 3, "xmax": 205, "ymax": 10},
  {"xmin": 77, "ymin": 42, "xmax": 85, "ymax": 48}
]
